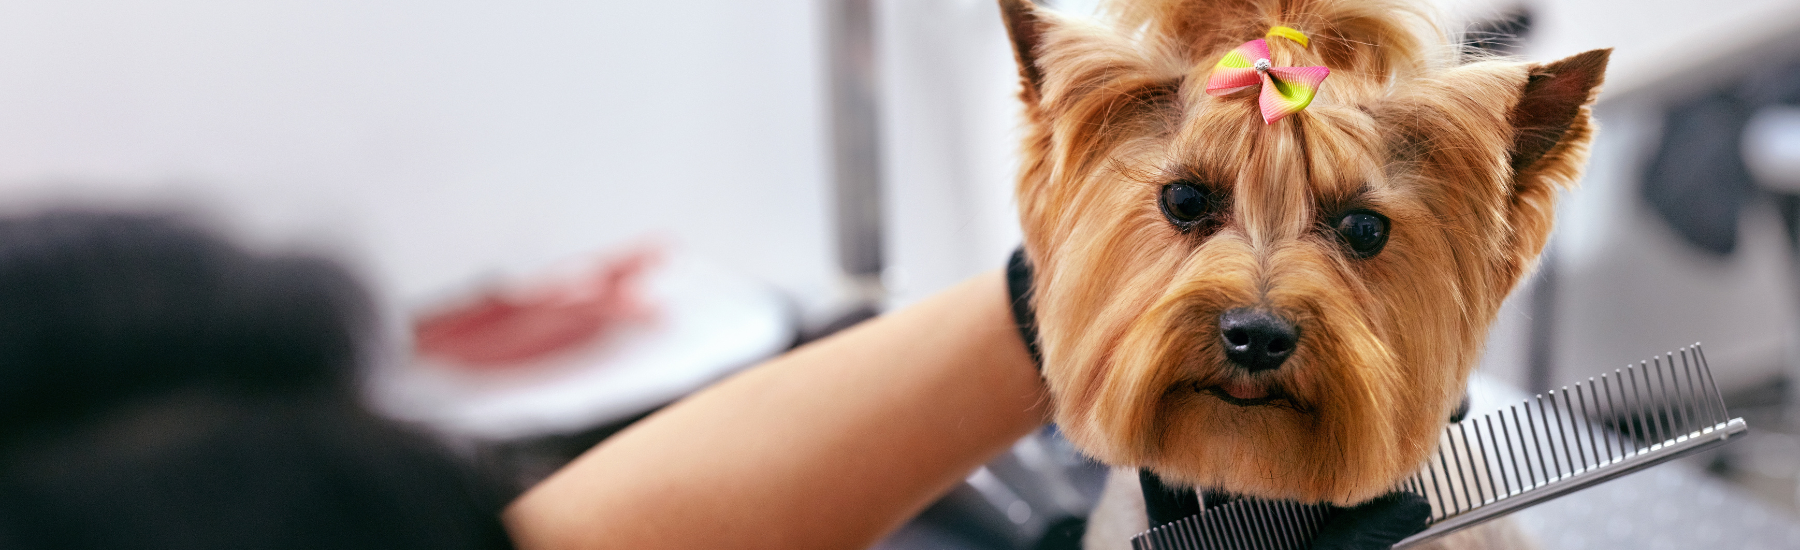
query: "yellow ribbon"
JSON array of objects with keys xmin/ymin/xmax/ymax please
[{"xmin": 1265, "ymin": 26, "xmax": 1310, "ymax": 48}]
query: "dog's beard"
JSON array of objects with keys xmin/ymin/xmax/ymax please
[{"xmin": 1038, "ymin": 238, "xmax": 1458, "ymax": 506}]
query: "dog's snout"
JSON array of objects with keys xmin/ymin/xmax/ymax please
[{"xmin": 1219, "ymin": 308, "xmax": 1298, "ymax": 373}]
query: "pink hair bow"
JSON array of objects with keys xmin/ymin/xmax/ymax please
[{"xmin": 1204, "ymin": 38, "xmax": 1330, "ymax": 124}]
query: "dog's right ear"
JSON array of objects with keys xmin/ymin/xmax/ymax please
[
  {"xmin": 998, "ymin": 0, "xmax": 1046, "ymax": 103},
  {"xmin": 1001, "ymin": 0, "xmax": 1178, "ymax": 225}
]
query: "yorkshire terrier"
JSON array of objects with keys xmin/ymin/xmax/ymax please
[{"xmin": 996, "ymin": 0, "xmax": 1607, "ymax": 546}]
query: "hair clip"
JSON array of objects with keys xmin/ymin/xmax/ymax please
[{"xmin": 1204, "ymin": 28, "xmax": 1330, "ymax": 124}]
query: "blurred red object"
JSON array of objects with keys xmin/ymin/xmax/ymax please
[{"xmin": 413, "ymin": 246, "xmax": 660, "ymax": 369}]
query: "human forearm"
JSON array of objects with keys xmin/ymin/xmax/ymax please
[{"xmin": 504, "ymin": 269, "xmax": 1048, "ymax": 550}]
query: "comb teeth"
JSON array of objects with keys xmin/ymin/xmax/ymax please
[
  {"xmin": 1411, "ymin": 344, "xmax": 1731, "ymax": 523},
  {"xmin": 1132, "ymin": 344, "xmax": 1748, "ymax": 550},
  {"xmin": 1131, "ymin": 499, "xmax": 1332, "ymax": 550}
]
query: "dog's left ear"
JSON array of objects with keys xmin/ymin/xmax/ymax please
[
  {"xmin": 1506, "ymin": 48, "xmax": 1611, "ymax": 181},
  {"xmin": 1493, "ymin": 49, "xmax": 1609, "ymax": 293},
  {"xmin": 1379, "ymin": 49, "xmax": 1610, "ymax": 300}
]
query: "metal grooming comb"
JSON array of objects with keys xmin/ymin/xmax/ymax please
[{"xmin": 1129, "ymin": 344, "xmax": 1749, "ymax": 550}]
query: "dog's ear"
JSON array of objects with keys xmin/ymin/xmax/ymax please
[
  {"xmin": 1494, "ymin": 49, "xmax": 1608, "ymax": 292},
  {"xmin": 1372, "ymin": 49, "xmax": 1608, "ymax": 303},
  {"xmin": 1001, "ymin": 0, "xmax": 1179, "ymax": 233},
  {"xmin": 1507, "ymin": 49, "xmax": 1611, "ymax": 181},
  {"xmin": 998, "ymin": 0, "xmax": 1046, "ymax": 103}
]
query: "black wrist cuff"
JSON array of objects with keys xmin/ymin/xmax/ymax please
[{"xmin": 1006, "ymin": 246, "xmax": 1044, "ymax": 370}]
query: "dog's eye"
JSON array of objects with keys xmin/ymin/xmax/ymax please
[
  {"xmin": 1335, "ymin": 210, "xmax": 1390, "ymax": 258},
  {"xmin": 1159, "ymin": 182, "xmax": 1217, "ymax": 230}
]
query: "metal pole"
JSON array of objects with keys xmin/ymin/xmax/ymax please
[{"xmin": 824, "ymin": 0, "xmax": 886, "ymax": 309}]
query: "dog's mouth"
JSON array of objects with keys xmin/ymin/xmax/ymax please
[{"xmin": 1194, "ymin": 380, "xmax": 1304, "ymax": 411}]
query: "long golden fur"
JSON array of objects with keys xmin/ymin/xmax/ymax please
[{"xmin": 999, "ymin": 0, "xmax": 1609, "ymax": 506}]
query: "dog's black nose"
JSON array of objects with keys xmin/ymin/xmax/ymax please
[{"xmin": 1219, "ymin": 308, "xmax": 1298, "ymax": 372}]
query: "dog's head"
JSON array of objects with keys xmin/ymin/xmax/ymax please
[{"xmin": 1000, "ymin": 0, "xmax": 1607, "ymax": 505}]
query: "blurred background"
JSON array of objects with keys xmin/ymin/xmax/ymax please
[{"xmin": 1, "ymin": 0, "xmax": 1799, "ymax": 548}]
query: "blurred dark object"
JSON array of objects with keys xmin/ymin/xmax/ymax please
[
  {"xmin": 1033, "ymin": 516, "xmax": 1086, "ymax": 550},
  {"xmin": 1463, "ymin": 8, "xmax": 1533, "ymax": 56},
  {"xmin": 1643, "ymin": 57, "xmax": 1800, "ymax": 256},
  {"xmin": 876, "ymin": 426, "xmax": 1109, "ymax": 550},
  {"xmin": 0, "ymin": 211, "xmax": 373, "ymax": 434},
  {"xmin": 793, "ymin": 302, "xmax": 880, "ymax": 347},
  {"xmin": 414, "ymin": 245, "xmax": 660, "ymax": 370},
  {"xmin": 0, "ymin": 392, "xmax": 514, "ymax": 550},
  {"xmin": 1643, "ymin": 91, "xmax": 1757, "ymax": 255},
  {"xmin": 0, "ymin": 210, "xmax": 513, "ymax": 549},
  {"xmin": 1705, "ymin": 375, "xmax": 1800, "ymax": 515}
]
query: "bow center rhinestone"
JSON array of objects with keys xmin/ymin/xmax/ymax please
[{"xmin": 1253, "ymin": 58, "xmax": 1272, "ymax": 72}]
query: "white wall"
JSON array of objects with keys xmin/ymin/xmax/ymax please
[
  {"xmin": 1523, "ymin": 0, "xmax": 1800, "ymax": 96},
  {"xmin": 4, "ymin": 0, "xmax": 1794, "ymax": 377},
  {"xmin": 875, "ymin": 0, "xmax": 1025, "ymax": 308},
  {"xmin": 0, "ymin": 0, "xmax": 835, "ymax": 314},
  {"xmin": 1519, "ymin": 0, "xmax": 1800, "ymax": 390}
]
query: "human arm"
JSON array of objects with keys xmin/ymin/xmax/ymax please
[{"xmin": 504, "ymin": 269, "xmax": 1049, "ymax": 550}]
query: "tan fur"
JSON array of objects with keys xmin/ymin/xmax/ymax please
[{"xmin": 999, "ymin": 0, "xmax": 1609, "ymax": 507}]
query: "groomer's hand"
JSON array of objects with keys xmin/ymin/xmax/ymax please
[{"xmin": 1309, "ymin": 492, "xmax": 1430, "ymax": 550}]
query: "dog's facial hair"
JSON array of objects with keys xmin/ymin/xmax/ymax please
[{"xmin": 998, "ymin": 0, "xmax": 1608, "ymax": 505}]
